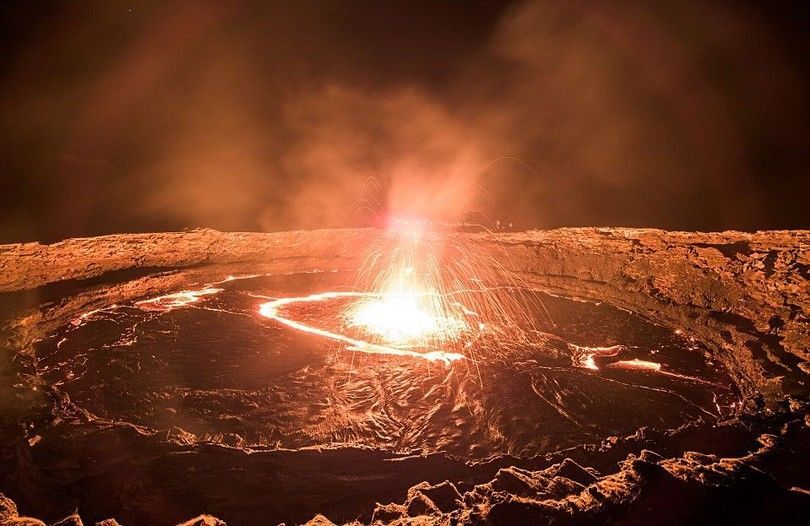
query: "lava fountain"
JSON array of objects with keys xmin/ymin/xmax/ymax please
[{"xmin": 259, "ymin": 221, "xmax": 540, "ymax": 365}]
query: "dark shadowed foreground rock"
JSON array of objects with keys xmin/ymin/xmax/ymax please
[
  {"xmin": 4, "ymin": 418, "xmax": 808, "ymax": 525},
  {"xmin": 361, "ymin": 416, "xmax": 810, "ymax": 526},
  {"xmin": 0, "ymin": 227, "xmax": 807, "ymax": 525}
]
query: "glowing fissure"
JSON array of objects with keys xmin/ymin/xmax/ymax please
[
  {"xmin": 126, "ymin": 266, "xmax": 471, "ymax": 364},
  {"xmin": 135, "ymin": 287, "xmax": 223, "ymax": 311},
  {"xmin": 610, "ymin": 358, "xmax": 662, "ymax": 371},
  {"xmin": 258, "ymin": 291, "xmax": 466, "ymax": 364},
  {"xmin": 568, "ymin": 344, "xmax": 624, "ymax": 370}
]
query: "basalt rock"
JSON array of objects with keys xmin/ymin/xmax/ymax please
[
  {"xmin": 0, "ymin": 493, "xmax": 44, "ymax": 525},
  {"xmin": 366, "ymin": 418, "xmax": 810, "ymax": 526}
]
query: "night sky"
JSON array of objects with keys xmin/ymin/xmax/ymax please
[{"xmin": 0, "ymin": 0, "xmax": 807, "ymax": 243}]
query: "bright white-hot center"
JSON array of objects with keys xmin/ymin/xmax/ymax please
[{"xmin": 347, "ymin": 292, "xmax": 466, "ymax": 345}]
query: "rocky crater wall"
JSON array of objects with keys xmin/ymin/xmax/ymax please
[{"xmin": 2, "ymin": 228, "xmax": 807, "ymax": 404}]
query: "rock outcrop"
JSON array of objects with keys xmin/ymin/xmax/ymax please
[{"xmin": 360, "ymin": 414, "xmax": 810, "ymax": 525}]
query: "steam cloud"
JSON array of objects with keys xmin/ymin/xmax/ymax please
[{"xmin": 0, "ymin": 0, "xmax": 806, "ymax": 241}]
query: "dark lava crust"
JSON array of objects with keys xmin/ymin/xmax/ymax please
[{"xmin": 0, "ymin": 227, "xmax": 808, "ymax": 525}]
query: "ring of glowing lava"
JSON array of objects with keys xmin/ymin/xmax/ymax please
[{"xmin": 259, "ymin": 292, "xmax": 467, "ymax": 364}]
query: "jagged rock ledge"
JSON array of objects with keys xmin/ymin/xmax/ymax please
[
  {"xmin": 362, "ymin": 410, "xmax": 810, "ymax": 526},
  {"xmin": 0, "ymin": 495, "xmax": 226, "ymax": 526},
  {"xmin": 2, "ymin": 414, "xmax": 808, "ymax": 526}
]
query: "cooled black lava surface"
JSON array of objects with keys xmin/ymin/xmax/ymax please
[
  {"xmin": 38, "ymin": 272, "xmax": 739, "ymax": 456},
  {"xmin": 3, "ymin": 271, "xmax": 742, "ymax": 525}
]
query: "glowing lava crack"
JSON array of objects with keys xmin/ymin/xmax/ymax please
[{"xmin": 259, "ymin": 292, "xmax": 467, "ymax": 364}]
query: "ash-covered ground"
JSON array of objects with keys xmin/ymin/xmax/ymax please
[{"xmin": 0, "ymin": 228, "xmax": 808, "ymax": 525}]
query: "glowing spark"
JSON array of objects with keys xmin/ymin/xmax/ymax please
[
  {"xmin": 261, "ymin": 223, "xmax": 544, "ymax": 366},
  {"xmin": 346, "ymin": 227, "xmax": 473, "ymax": 349}
]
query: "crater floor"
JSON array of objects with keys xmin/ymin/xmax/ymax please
[{"xmin": 38, "ymin": 272, "xmax": 738, "ymax": 457}]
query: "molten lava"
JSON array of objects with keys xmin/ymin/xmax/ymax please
[
  {"xmin": 258, "ymin": 291, "xmax": 466, "ymax": 364},
  {"xmin": 346, "ymin": 258, "xmax": 468, "ymax": 346},
  {"xmin": 350, "ymin": 293, "xmax": 439, "ymax": 341}
]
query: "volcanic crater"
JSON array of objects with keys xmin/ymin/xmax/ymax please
[{"xmin": 0, "ymin": 227, "xmax": 808, "ymax": 525}]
